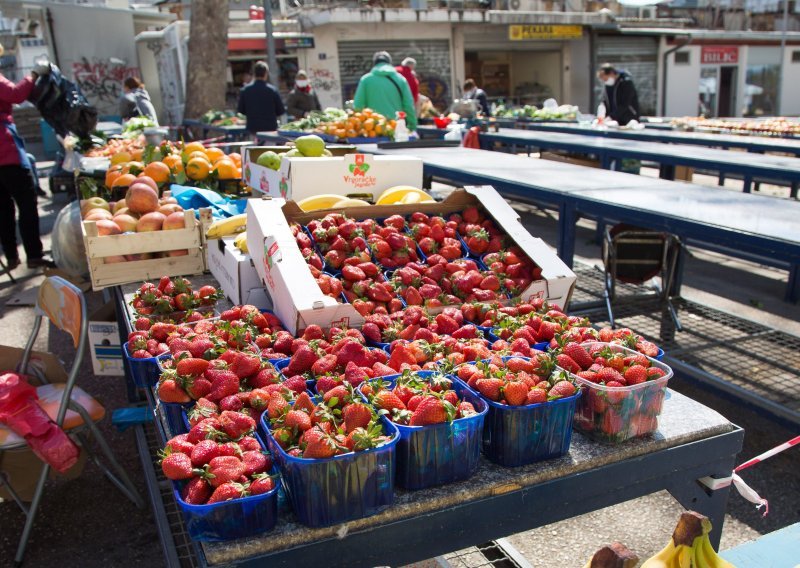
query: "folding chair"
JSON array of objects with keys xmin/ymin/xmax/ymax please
[
  {"xmin": 0, "ymin": 276, "xmax": 143, "ymax": 566},
  {"xmin": 603, "ymin": 224, "xmax": 682, "ymax": 331}
]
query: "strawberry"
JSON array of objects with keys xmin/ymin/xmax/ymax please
[
  {"xmin": 181, "ymin": 477, "xmax": 212, "ymax": 505},
  {"xmin": 166, "ymin": 434, "xmax": 194, "ymax": 455},
  {"xmin": 131, "ymin": 349, "xmax": 151, "ymax": 359},
  {"xmin": 526, "ymin": 388, "xmax": 547, "ymax": 405},
  {"xmin": 184, "ymin": 376, "xmax": 212, "ymax": 400},
  {"xmin": 249, "ymin": 474, "xmax": 276, "ymax": 495},
  {"xmin": 302, "ymin": 428, "xmax": 338, "ymax": 459},
  {"xmin": 219, "ymin": 410, "xmax": 255, "ymax": 439},
  {"xmin": 219, "ymin": 395, "xmax": 243, "ymax": 412},
  {"xmin": 176, "ymin": 357, "xmax": 210, "ymax": 377},
  {"xmin": 250, "ymin": 367, "xmax": 280, "ymax": 389},
  {"xmin": 285, "ymin": 345, "xmax": 318, "ymax": 375},
  {"xmin": 342, "ymin": 402, "xmax": 373, "ymax": 433},
  {"xmin": 190, "ymin": 439, "xmax": 221, "ymax": 467},
  {"xmin": 409, "ymin": 397, "xmax": 454, "ymax": 426},
  {"xmin": 205, "ymin": 456, "xmax": 245, "ymax": 487},
  {"xmin": 503, "ymin": 381, "xmax": 529, "ymax": 406},
  {"xmin": 372, "ymin": 390, "xmax": 406, "ymax": 414},
  {"xmin": 187, "ymin": 417, "xmax": 223, "ymax": 444},
  {"xmin": 624, "ymin": 365, "xmax": 648, "ymax": 385},
  {"xmin": 475, "ymin": 378, "xmax": 503, "ymax": 401},
  {"xmin": 241, "ymin": 450, "xmax": 270, "ymax": 477},
  {"xmin": 322, "ymin": 385, "xmax": 351, "ymax": 409},
  {"xmin": 564, "ymin": 343, "xmax": 593, "ymax": 370},
  {"xmin": 284, "ymin": 409, "xmax": 312, "ymax": 432},
  {"xmin": 596, "ymin": 367, "xmax": 625, "ymax": 385},
  {"xmin": 205, "ymin": 369, "xmax": 240, "ymax": 401},
  {"xmin": 457, "ymin": 401, "xmax": 477, "ymax": 417},
  {"xmin": 556, "ymin": 353, "xmax": 581, "ymax": 374},
  {"xmin": 161, "ymin": 452, "xmax": 194, "ymax": 480},
  {"xmin": 207, "ymin": 481, "xmax": 247, "ymax": 504},
  {"xmin": 549, "ymin": 380, "xmax": 576, "ymax": 399},
  {"xmin": 134, "ymin": 317, "xmax": 151, "ymax": 331},
  {"xmin": 282, "ymin": 375, "xmax": 308, "ymax": 394},
  {"xmin": 157, "ymin": 378, "xmax": 191, "ymax": 404},
  {"xmin": 230, "ymin": 352, "xmax": 261, "ymax": 379},
  {"xmin": 238, "ymin": 436, "xmax": 261, "ymax": 452},
  {"xmin": 267, "ymin": 395, "xmax": 289, "ymax": 420}
]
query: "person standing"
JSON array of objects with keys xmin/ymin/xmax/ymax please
[
  {"xmin": 463, "ymin": 78, "xmax": 490, "ymax": 115},
  {"xmin": 237, "ymin": 61, "xmax": 285, "ymax": 134},
  {"xmin": 119, "ymin": 77, "xmax": 159, "ymax": 125},
  {"xmin": 596, "ymin": 63, "xmax": 640, "ymax": 126},
  {"xmin": 285, "ymin": 70, "xmax": 321, "ymax": 119},
  {"xmin": 353, "ymin": 51, "xmax": 417, "ymax": 131},
  {"xmin": 395, "ymin": 57, "xmax": 419, "ymax": 104},
  {"xmin": 0, "ymin": 49, "xmax": 55, "ymax": 270}
]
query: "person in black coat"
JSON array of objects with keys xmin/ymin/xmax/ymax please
[
  {"xmin": 237, "ymin": 61, "xmax": 285, "ymax": 133},
  {"xmin": 597, "ymin": 63, "xmax": 640, "ymax": 126}
]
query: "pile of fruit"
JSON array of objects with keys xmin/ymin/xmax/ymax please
[
  {"xmin": 130, "ymin": 277, "xmax": 221, "ymax": 319},
  {"xmin": 253, "ymin": 134, "xmax": 333, "ymax": 173},
  {"xmin": 672, "ymin": 116, "xmax": 800, "ymax": 137},
  {"xmin": 284, "ymin": 108, "xmax": 396, "ymax": 141},
  {"xmin": 83, "ymin": 136, "xmax": 145, "ymax": 158},
  {"xmin": 267, "ymin": 389, "xmax": 394, "ymax": 459},
  {"xmin": 360, "ymin": 371, "xmax": 479, "ymax": 426}
]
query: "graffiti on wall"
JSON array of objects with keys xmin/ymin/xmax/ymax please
[
  {"xmin": 309, "ymin": 67, "xmax": 340, "ymax": 94},
  {"xmin": 71, "ymin": 57, "xmax": 140, "ymax": 116}
]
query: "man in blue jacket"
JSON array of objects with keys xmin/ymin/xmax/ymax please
[{"xmin": 237, "ymin": 61, "xmax": 285, "ymax": 134}]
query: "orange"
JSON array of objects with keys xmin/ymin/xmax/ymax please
[
  {"xmin": 110, "ymin": 152, "xmax": 131, "ymax": 165},
  {"xmin": 131, "ymin": 148, "xmax": 144, "ymax": 161},
  {"xmin": 213, "ymin": 158, "xmax": 238, "ymax": 180},
  {"xmin": 185, "ymin": 157, "xmax": 211, "ymax": 181},
  {"xmin": 162, "ymin": 154, "xmax": 184, "ymax": 174},
  {"xmin": 182, "ymin": 141, "xmax": 205, "ymax": 155},
  {"xmin": 142, "ymin": 162, "xmax": 171, "ymax": 184},
  {"xmin": 105, "ymin": 164, "xmax": 124, "ymax": 188},
  {"xmin": 121, "ymin": 161, "xmax": 145, "ymax": 175},
  {"xmin": 228, "ymin": 152, "xmax": 242, "ymax": 166},
  {"xmin": 204, "ymin": 147, "xmax": 225, "ymax": 163},
  {"xmin": 335, "ymin": 129, "xmax": 346, "ymax": 139},
  {"xmin": 112, "ymin": 173, "xmax": 137, "ymax": 188}
]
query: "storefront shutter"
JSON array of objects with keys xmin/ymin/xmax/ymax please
[
  {"xmin": 337, "ymin": 40, "xmax": 452, "ymax": 110},
  {"xmin": 594, "ymin": 36, "xmax": 658, "ymax": 116}
]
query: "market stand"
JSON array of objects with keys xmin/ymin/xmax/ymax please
[
  {"xmin": 182, "ymin": 119, "xmax": 249, "ymax": 142},
  {"xmin": 111, "ymin": 277, "xmax": 743, "ymax": 568},
  {"xmin": 357, "ymin": 144, "xmax": 800, "ymax": 303},
  {"xmin": 415, "ymin": 126, "xmax": 800, "ymax": 196}
]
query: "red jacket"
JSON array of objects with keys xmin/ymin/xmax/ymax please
[
  {"xmin": 395, "ymin": 65, "xmax": 419, "ymax": 103},
  {"xmin": 0, "ymin": 74, "xmax": 34, "ymax": 167}
]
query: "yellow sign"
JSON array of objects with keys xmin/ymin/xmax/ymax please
[{"xmin": 509, "ymin": 24, "xmax": 583, "ymax": 40}]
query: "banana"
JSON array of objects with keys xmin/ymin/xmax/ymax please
[
  {"xmin": 296, "ymin": 194, "xmax": 350, "ymax": 211},
  {"xmin": 375, "ymin": 185, "xmax": 433, "ymax": 205},
  {"xmin": 332, "ymin": 198, "xmax": 371, "ymax": 208},
  {"xmin": 233, "ymin": 232, "xmax": 248, "ymax": 253},
  {"xmin": 642, "ymin": 539, "xmax": 679, "ymax": 568},
  {"xmin": 643, "ymin": 512, "xmax": 735, "ymax": 568},
  {"xmin": 692, "ymin": 528, "xmax": 735, "ymax": 568},
  {"xmin": 206, "ymin": 213, "xmax": 247, "ymax": 239}
]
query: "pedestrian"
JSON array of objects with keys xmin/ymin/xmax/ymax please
[
  {"xmin": 395, "ymin": 57, "xmax": 419, "ymax": 104},
  {"xmin": 119, "ymin": 77, "xmax": 159, "ymax": 125},
  {"xmin": 462, "ymin": 78, "xmax": 490, "ymax": 115},
  {"xmin": 0, "ymin": 47, "xmax": 55, "ymax": 270},
  {"xmin": 285, "ymin": 70, "xmax": 321, "ymax": 120},
  {"xmin": 596, "ymin": 63, "xmax": 640, "ymax": 126},
  {"xmin": 353, "ymin": 51, "xmax": 417, "ymax": 131},
  {"xmin": 237, "ymin": 61, "xmax": 285, "ymax": 134}
]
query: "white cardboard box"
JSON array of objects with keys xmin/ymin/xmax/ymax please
[
  {"xmin": 244, "ymin": 147, "xmax": 422, "ymax": 202},
  {"xmin": 206, "ymin": 236, "xmax": 271, "ymax": 309},
  {"xmin": 247, "ymin": 186, "xmax": 576, "ymax": 334},
  {"xmin": 88, "ymin": 303, "xmax": 124, "ymax": 376}
]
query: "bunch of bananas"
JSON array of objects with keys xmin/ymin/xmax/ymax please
[
  {"xmin": 642, "ymin": 512, "xmax": 734, "ymax": 568},
  {"xmin": 296, "ymin": 194, "xmax": 370, "ymax": 212},
  {"xmin": 233, "ymin": 232, "xmax": 248, "ymax": 253},
  {"xmin": 375, "ymin": 185, "xmax": 435, "ymax": 205},
  {"xmin": 206, "ymin": 214, "xmax": 247, "ymax": 239}
]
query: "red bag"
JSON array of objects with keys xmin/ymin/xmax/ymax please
[
  {"xmin": 461, "ymin": 126, "xmax": 481, "ymax": 149},
  {"xmin": 0, "ymin": 372, "xmax": 79, "ymax": 474}
]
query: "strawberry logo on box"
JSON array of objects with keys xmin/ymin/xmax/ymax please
[
  {"xmin": 343, "ymin": 154, "xmax": 377, "ymax": 188},
  {"xmin": 330, "ymin": 316, "xmax": 350, "ymax": 328},
  {"xmin": 279, "ymin": 178, "xmax": 289, "ymax": 198}
]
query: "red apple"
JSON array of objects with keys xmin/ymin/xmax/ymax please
[{"xmin": 136, "ymin": 212, "xmax": 166, "ymax": 232}]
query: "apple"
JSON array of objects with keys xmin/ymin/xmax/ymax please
[
  {"xmin": 157, "ymin": 203, "xmax": 183, "ymax": 216},
  {"xmin": 167, "ymin": 250, "xmax": 189, "ymax": 257},
  {"xmin": 95, "ymin": 219, "xmax": 121, "ymax": 236},
  {"xmin": 136, "ymin": 211, "xmax": 166, "ymax": 232},
  {"xmin": 125, "ymin": 253, "xmax": 154, "ymax": 261},
  {"xmin": 113, "ymin": 199, "xmax": 128, "ymax": 213},
  {"xmin": 134, "ymin": 175, "xmax": 159, "ymax": 193},
  {"xmin": 126, "ymin": 183, "xmax": 159, "ymax": 214},
  {"xmin": 160, "ymin": 196, "xmax": 178, "ymax": 205},
  {"xmin": 84, "ymin": 209, "xmax": 113, "ymax": 221},
  {"xmin": 80, "ymin": 197, "xmax": 109, "ymax": 216},
  {"xmin": 103, "ymin": 255, "xmax": 127, "ymax": 264},
  {"xmin": 163, "ymin": 211, "xmax": 185, "ymax": 230},
  {"xmin": 112, "ymin": 214, "xmax": 138, "ymax": 233}
]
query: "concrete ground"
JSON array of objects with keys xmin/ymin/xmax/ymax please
[{"xmin": 0, "ymin": 163, "xmax": 797, "ymax": 567}]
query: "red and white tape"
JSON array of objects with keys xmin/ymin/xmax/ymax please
[{"xmin": 730, "ymin": 434, "xmax": 800, "ymax": 516}]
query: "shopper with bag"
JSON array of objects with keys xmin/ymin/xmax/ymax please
[{"xmin": 0, "ymin": 45, "xmax": 55, "ymax": 270}]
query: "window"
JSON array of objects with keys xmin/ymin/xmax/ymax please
[
  {"xmin": 792, "ymin": 50, "xmax": 800, "ymax": 63},
  {"xmin": 675, "ymin": 51, "xmax": 690, "ymax": 65},
  {"xmin": 745, "ymin": 47, "xmax": 781, "ymax": 117}
]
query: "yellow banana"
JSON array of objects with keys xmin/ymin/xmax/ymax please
[
  {"xmin": 297, "ymin": 194, "xmax": 349, "ymax": 211},
  {"xmin": 642, "ymin": 539, "xmax": 679, "ymax": 568},
  {"xmin": 375, "ymin": 186, "xmax": 433, "ymax": 205},
  {"xmin": 692, "ymin": 529, "xmax": 735, "ymax": 568},
  {"xmin": 233, "ymin": 232, "xmax": 248, "ymax": 253},
  {"xmin": 333, "ymin": 198, "xmax": 371, "ymax": 208},
  {"xmin": 206, "ymin": 214, "xmax": 247, "ymax": 239}
]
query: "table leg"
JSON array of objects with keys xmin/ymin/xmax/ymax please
[
  {"xmin": 718, "ymin": 173, "xmax": 725, "ymax": 186},
  {"xmin": 786, "ymin": 263, "xmax": 799, "ymax": 303},
  {"xmin": 668, "ymin": 473, "xmax": 734, "ymax": 550},
  {"xmin": 790, "ymin": 181, "xmax": 798, "ymax": 199},
  {"xmin": 557, "ymin": 202, "xmax": 577, "ymax": 268},
  {"xmin": 600, "ymin": 154, "xmax": 612, "ymax": 170},
  {"xmin": 743, "ymin": 176, "xmax": 752, "ymax": 193},
  {"xmin": 660, "ymin": 164, "xmax": 676, "ymax": 180}
]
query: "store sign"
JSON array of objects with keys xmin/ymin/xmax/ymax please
[
  {"xmin": 509, "ymin": 25, "xmax": 583, "ymax": 41},
  {"xmin": 285, "ymin": 37, "xmax": 315, "ymax": 49},
  {"xmin": 701, "ymin": 46, "xmax": 739, "ymax": 64}
]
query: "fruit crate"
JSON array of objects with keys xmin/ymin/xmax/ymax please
[
  {"xmin": 260, "ymin": 410, "xmax": 399, "ymax": 527},
  {"xmin": 569, "ymin": 342, "xmax": 673, "ymax": 444},
  {"xmin": 361, "ymin": 372, "xmax": 488, "ymax": 490},
  {"xmin": 475, "ymin": 356, "xmax": 581, "ymax": 467},
  {"xmin": 172, "ymin": 432, "xmax": 281, "ymax": 541},
  {"xmin": 81, "ymin": 209, "xmax": 212, "ymax": 290}
]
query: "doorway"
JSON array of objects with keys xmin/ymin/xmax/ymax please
[
  {"xmin": 699, "ymin": 65, "xmax": 737, "ymax": 117},
  {"xmin": 464, "ymin": 50, "xmax": 562, "ymax": 107}
]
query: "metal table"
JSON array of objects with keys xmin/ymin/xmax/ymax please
[
  {"xmin": 111, "ymin": 280, "xmax": 743, "ymax": 568},
  {"xmin": 183, "ymin": 119, "xmax": 249, "ymax": 142},
  {"xmin": 417, "ymin": 126, "xmax": 800, "ymax": 197},
  {"xmin": 358, "ymin": 144, "xmax": 800, "ymax": 303}
]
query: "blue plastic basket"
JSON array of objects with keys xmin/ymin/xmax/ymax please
[
  {"xmin": 260, "ymin": 409, "xmax": 399, "ymax": 527},
  {"xmin": 655, "ymin": 347, "xmax": 665, "ymax": 361},
  {"xmin": 123, "ymin": 343, "xmax": 162, "ymax": 387},
  {"xmin": 362, "ymin": 372, "xmax": 488, "ymax": 490},
  {"xmin": 472, "ymin": 356, "xmax": 580, "ymax": 467},
  {"xmin": 172, "ymin": 433, "xmax": 280, "ymax": 541}
]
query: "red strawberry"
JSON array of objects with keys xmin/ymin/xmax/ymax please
[
  {"xmin": 302, "ymin": 429, "xmax": 338, "ymax": 459},
  {"xmin": 249, "ymin": 474, "xmax": 276, "ymax": 495},
  {"xmin": 231, "ymin": 352, "xmax": 261, "ymax": 379},
  {"xmin": 134, "ymin": 317, "xmax": 151, "ymax": 331},
  {"xmin": 190, "ymin": 439, "xmax": 221, "ymax": 467},
  {"xmin": 241, "ymin": 450, "xmax": 270, "ymax": 477},
  {"xmin": 176, "ymin": 357, "xmax": 210, "ymax": 377},
  {"xmin": 157, "ymin": 378, "xmax": 191, "ymax": 404},
  {"xmin": 475, "ymin": 378, "xmax": 503, "ymax": 401},
  {"xmin": 503, "ymin": 381, "xmax": 529, "ymax": 406},
  {"xmin": 219, "ymin": 394, "xmax": 243, "ymax": 412},
  {"xmin": 166, "ymin": 434, "xmax": 194, "ymax": 455},
  {"xmin": 564, "ymin": 343, "xmax": 593, "ymax": 370},
  {"xmin": 161, "ymin": 452, "xmax": 194, "ymax": 480},
  {"xmin": 285, "ymin": 345, "xmax": 318, "ymax": 375},
  {"xmin": 207, "ymin": 481, "xmax": 247, "ymax": 504},
  {"xmin": 181, "ymin": 477, "xmax": 212, "ymax": 505},
  {"xmin": 267, "ymin": 395, "xmax": 289, "ymax": 420},
  {"xmin": 250, "ymin": 367, "xmax": 280, "ymax": 388},
  {"xmin": 205, "ymin": 369, "xmax": 240, "ymax": 402},
  {"xmin": 457, "ymin": 401, "xmax": 477, "ymax": 417},
  {"xmin": 219, "ymin": 410, "xmax": 255, "ymax": 439},
  {"xmin": 342, "ymin": 402, "xmax": 372, "ymax": 433},
  {"xmin": 372, "ymin": 390, "xmax": 406, "ymax": 414},
  {"xmin": 238, "ymin": 436, "xmax": 261, "ymax": 452},
  {"xmin": 205, "ymin": 456, "xmax": 245, "ymax": 487},
  {"xmin": 556, "ymin": 353, "xmax": 581, "ymax": 374},
  {"xmin": 131, "ymin": 349, "xmax": 151, "ymax": 359},
  {"xmin": 322, "ymin": 385, "xmax": 351, "ymax": 409},
  {"xmin": 624, "ymin": 365, "xmax": 648, "ymax": 385},
  {"xmin": 282, "ymin": 375, "xmax": 307, "ymax": 394},
  {"xmin": 526, "ymin": 388, "xmax": 547, "ymax": 405},
  {"xmin": 597, "ymin": 367, "xmax": 625, "ymax": 385},
  {"xmin": 184, "ymin": 376, "xmax": 212, "ymax": 400},
  {"xmin": 549, "ymin": 380, "xmax": 576, "ymax": 399},
  {"xmin": 284, "ymin": 409, "xmax": 312, "ymax": 432},
  {"xmin": 409, "ymin": 397, "xmax": 453, "ymax": 426}
]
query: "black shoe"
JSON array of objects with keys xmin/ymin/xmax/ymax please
[
  {"xmin": 27, "ymin": 256, "xmax": 56, "ymax": 269},
  {"xmin": 6, "ymin": 257, "xmax": 20, "ymax": 270}
]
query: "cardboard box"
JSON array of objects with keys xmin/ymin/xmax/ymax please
[
  {"xmin": 0, "ymin": 345, "xmax": 86, "ymax": 501},
  {"xmin": 244, "ymin": 147, "xmax": 423, "ymax": 202},
  {"xmin": 206, "ymin": 236, "xmax": 271, "ymax": 309},
  {"xmin": 247, "ymin": 186, "xmax": 576, "ymax": 334},
  {"xmin": 88, "ymin": 302, "xmax": 124, "ymax": 376}
]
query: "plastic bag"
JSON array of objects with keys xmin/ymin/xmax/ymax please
[
  {"xmin": 0, "ymin": 372, "xmax": 80, "ymax": 474},
  {"xmin": 169, "ymin": 185, "xmax": 247, "ymax": 219},
  {"xmin": 29, "ymin": 64, "xmax": 98, "ymax": 138}
]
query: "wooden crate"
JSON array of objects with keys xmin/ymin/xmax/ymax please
[{"xmin": 82, "ymin": 209, "xmax": 212, "ymax": 290}]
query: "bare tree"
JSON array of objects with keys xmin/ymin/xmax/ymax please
[{"xmin": 184, "ymin": 0, "xmax": 229, "ymax": 119}]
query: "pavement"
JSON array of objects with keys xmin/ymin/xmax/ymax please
[{"xmin": 0, "ymin": 165, "xmax": 798, "ymax": 567}]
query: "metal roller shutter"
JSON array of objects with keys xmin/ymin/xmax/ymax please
[
  {"xmin": 594, "ymin": 36, "xmax": 658, "ymax": 116},
  {"xmin": 338, "ymin": 40, "xmax": 452, "ymax": 110}
]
